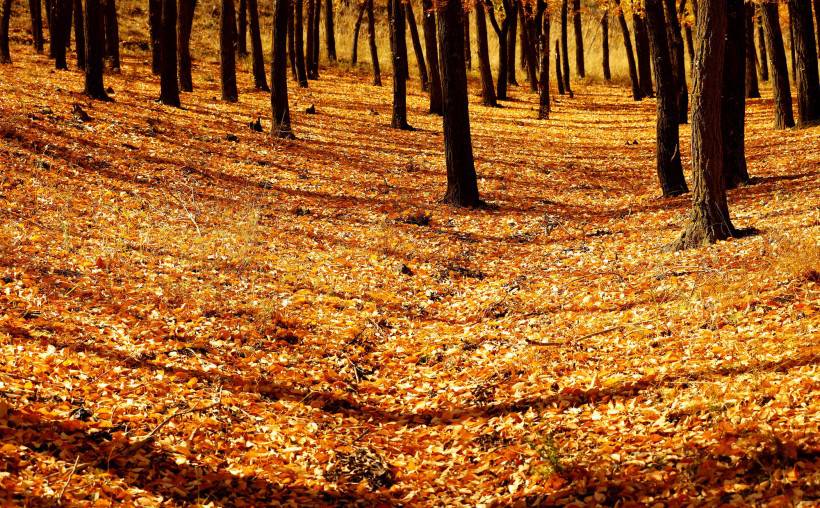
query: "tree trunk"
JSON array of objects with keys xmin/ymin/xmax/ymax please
[
  {"xmin": 29, "ymin": 0, "xmax": 44, "ymax": 53},
  {"xmin": 614, "ymin": 0, "xmax": 642, "ymax": 100},
  {"xmin": 761, "ymin": 2, "xmax": 794, "ymax": 129},
  {"xmin": 287, "ymin": 0, "xmax": 296, "ymax": 79},
  {"xmin": 572, "ymin": 0, "xmax": 583, "ymax": 77},
  {"xmin": 406, "ymin": 1, "xmax": 429, "ymax": 91},
  {"xmin": 601, "ymin": 10, "xmax": 611, "ymax": 81},
  {"xmin": 555, "ymin": 38, "xmax": 564, "ymax": 94},
  {"xmin": 159, "ymin": 0, "xmax": 180, "ymax": 106},
  {"xmin": 178, "ymin": 0, "xmax": 196, "ymax": 91},
  {"xmin": 521, "ymin": 2, "xmax": 538, "ymax": 91},
  {"xmin": 507, "ymin": 0, "xmax": 517, "ymax": 84},
  {"xmin": 675, "ymin": 0, "xmax": 735, "ymax": 250},
  {"xmin": 538, "ymin": 3, "xmax": 550, "ymax": 119},
  {"xmin": 814, "ymin": 0, "xmax": 820, "ymax": 58},
  {"xmin": 644, "ymin": 0, "xmax": 687, "ymax": 196},
  {"xmin": 84, "ymin": 0, "xmax": 110, "ymax": 99},
  {"xmin": 271, "ymin": 0, "xmax": 294, "ymax": 138},
  {"xmin": 723, "ymin": 0, "xmax": 748, "ymax": 189},
  {"xmin": 310, "ymin": 0, "xmax": 319, "ymax": 77},
  {"xmin": 366, "ymin": 0, "xmax": 380, "ymax": 85},
  {"xmin": 422, "ymin": 0, "xmax": 442, "ymax": 113},
  {"xmin": 787, "ymin": 0, "xmax": 820, "ymax": 126},
  {"xmin": 220, "ymin": 0, "xmax": 239, "ymax": 101},
  {"xmin": 150, "ymin": 0, "xmax": 161, "ymax": 74},
  {"xmin": 351, "ymin": 1, "xmax": 364, "ymax": 64},
  {"xmin": 438, "ymin": 0, "xmax": 480, "ymax": 207},
  {"xmin": 294, "ymin": 0, "xmax": 308, "ymax": 86},
  {"xmin": 474, "ymin": 0, "xmax": 497, "ymax": 106},
  {"xmin": 73, "ymin": 0, "xmax": 85, "ymax": 69},
  {"xmin": 756, "ymin": 8, "xmax": 767, "ymax": 81},
  {"xmin": 743, "ymin": 3, "xmax": 759, "ymax": 99},
  {"xmin": 662, "ymin": 0, "xmax": 687, "ymax": 123},
  {"xmin": 560, "ymin": 0, "xmax": 571, "ymax": 91},
  {"xmin": 305, "ymin": 0, "xmax": 314, "ymax": 77},
  {"xmin": 0, "ymin": 0, "xmax": 11, "ymax": 64},
  {"xmin": 680, "ymin": 0, "xmax": 693, "ymax": 75},
  {"xmin": 788, "ymin": 13, "xmax": 795, "ymax": 83},
  {"xmin": 463, "ymin": 10, "xmax": 471, "ymax": 70},
  {"xmin": 238, "ymin": 0, "xmax": 247, "ymax": 55},
  {"xmin": 634, "ymin": 11, "xmax": 653, "ymax": 97},
  {"xmin": 103, "ymin": 0, "xmax": 119, "ymax": 70},
  {"xmin": 325, "ymin": 0, "xmax": 335, "ymax": 61},
  {"xmin": 52, "ymin": 0, "xmax": 70, "ymax": 69},
  {"xmin": 390, "ymin": 0, "xmax": 410, "ymax": 129},
  {"xmin": 248, "ymin": 0, "xmax": 269, "ymax": 90},
  {"xmin": 485, "ymin": 0, "xmax": 512, "ymax": 100},
  {"xmin": 63, "ymin": 0, "xmax": 71, "ymax": 49}
]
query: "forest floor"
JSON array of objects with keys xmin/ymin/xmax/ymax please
[{"xmin": 1, "ymin": 38, "xmax": 819, "ymax": 507}]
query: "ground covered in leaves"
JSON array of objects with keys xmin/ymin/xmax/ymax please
[{"xmin": 1, "ymin": 34, "xmax": 819, "ymax": 507}]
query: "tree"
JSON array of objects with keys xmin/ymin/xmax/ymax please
[
  {"xmin": 680, "ymin": 0, "xmax": 694, "ymax": 74},
  {"xmin": 238, "ymin": 0, "xmax": 247, "ymax": 55},
  {"xmin": 506, "ymin": 0, "xmax": 518, "ymax": 85},
  {"xmin": 366, "ymin": 0, "xmax": 381, "ymax": 85},
  {"xmin": 159, "ymin": 0, "xmax": 180, "ymax": 106},
  {"xmin": 743, "ymin": 3, "xmax": 759, "ymax": 99},
  {"xmin": 555, "ymin": 38, "xmax": 564, "ymax": 94},
  {"xmin": 220, "ymin": 0, "xmax": 239, "ymax": 102},
  {"xmin": 723, "ymin": 0, "xmax": 748, "ymax": 188},
  {"xmin": 474, "ymin": 0, "xmax": 497, "ymax": 106},
  {"xmin": 74, "ymin": 0, "xmax": 85, "ymax": 69},
  {"xmin": 601, "ymin": 8, "xmax": 611, "ymax": 81},
  {"xmin": 644, "ymin": 0, "xmax": 687, "ymax": 196},
  {"xmin": 294, "ymin": 0, "xmax": 308, "ymax": 86},
  {"xmin": 538, "ymin": 0, "xmax": 550, "ymax": 119},
  {"xmin": 406, "ymin": 1, "xmax": 429, "ymax": 91},
  {"xmin": 102, "ymin": 0, "xmax": 119, "ymax": 70},
  {"xmin": 271, "ymin": 0, "xmax": 294, "ymax": 138},
  {"xmin": 633, "ymin": 8, "xmax": 653, "ymax": 97},
  {"xmin": 390, "ymin": 0, "xmax": 411, "ymax": 129},
  {"xmin": 310, "ymin": 0, "xmax": 320, "ymax": 77},
  {"xmin": 422, "ymin": 0, "xmax": 442, "ymax": 113},
  {"xmin": 520, "ymin": 1, "xmax": 538, "ymax": 91},
  {"xmin": 149, "ymin": 0, "xmax": 161, "ymax": 73},
  {"xmin": 287, "ymin": 0, "xmax": 296, "ymax": 79},
  {"xmin": 614, "ymin": 0, "xmax": 642, "ymax": 100},
  {"xmin": 51, "ymin": 0, "xmax": 70, "ymax": 69},
  {"xmin": 0, "ymin": 0, "xmax": 12, "ymax": 64},
  {"xmin": 305, "ymin": 0, "xmax": 315, "ymax": 78},
  {"xmin": 787, "ymin": 0, "xmax": 820, "ymax": 126},
  {"xmin": 463, "ymin": 10, "xmax": 471, "ymax": 70},
  {"xmin": 84, "ymin": 0, "xmax": 110, "ymax": 100},
  {"xmin": 760, "ymin": 1, "xmax": 794, "ymax": 129},
  {"xmin": 572, "ymin": 0, "xmax": 584, "ymax": 77},
  {"xmin": 756, "ymin": 8, "xmax": 767, "ymax": 81},
  {"xmin": 560, "ymin": 0, "xmax": 571, "ymax": 92},
  {"xmin": 674, "ymin": 0, "xmax": 736, "ymax": 250},
  {"xmin": 29, "ymin": 0, "xmax": 44, "ymax": 53},
  {"xmin": 325, "ymin": 0, "xmax": 336, "ymax": 61},
  {"xmin": 438, "ymin": 0, "xmax": 480, "ymax": 207},
  {"xmin": 662, "ymin": 0, "xmax": 687, "ymax": 123},
  {"xmin": 814, "ymin": 0, "xmax": 820, "ymax": 57},
  {"xmin": 351, "ymin": 1, "xmax": 365, "ymax": 63},
  {"xmin": 248, "ymin": 0, "xmax": 269, "ymax": 90},
  {"xmin": 485, "ymin": 0, "xmax": 515, "ymax": 100},
  {"xmin": 178, "ymin": 0, "xmax": 196, "ymax": 91}
]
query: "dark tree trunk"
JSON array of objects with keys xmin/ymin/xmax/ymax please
[
  {"xmin": 29, "ymin": 0, "xmax": 44, "ymax": 53},
  {"xmin": 310, "ymin": 0, "xmax": 319, "ymax": 76},
  {"xmin": 366, "ymin": 0, "xmax": 380, "ymax": 85},
  {"xmin": 271, "ymin": 0, "xmax": 294, "ymax": 138},
  {"xmin": 680, "ymin": 0, "xmax": 693, "ymax": 75},
  {"xmin": 52, "ymin": 0, "xmax": 70, "ymax": 69},
  {"xmin": 0, "ymin": 0, "xmax": 11, "ymax": 64},
  {"xmin": 406, "ymin": 1, "xmax": 429, "ymax": 91},
  {"xmin": 634, "ymin": 12, "xmax": 653, "ymax": 97},
  {"xmin": 150, "ymin": 0, "xmax": 161, "ymax": 74},
  {"xmin": 761, "ymin": 2, "xmax": 794, "ymax": 129},
  {"xmin": 507, "ymin": 0, "xmax": 517, "ymax": 84},
  {"xmin": 538, "ymin": 3, "xmax": 550, "ymax": 119},
  {"xmin": 662, "ymin": 0, "xmax": 687, "ymax": 123},
  {"xmin": 787, "ymin": 0, "xmax": 820, "ymax": 126},
  {"xmin": 675, "ymin": 0, "xmax": 735, "ymax": 249},
  {"xmin": 220, "ymin": 0, "xmax": 239, "ymax": 101},
  {"xmin": 294, "ymin": 0, "xmax": 308, "ymax": 86},
  {"xmin": 63, "ymin": 0, "xmax": 71, "ymax": 49},
  {"xmin": 287, "ymin": 0, "xmax": 296, "ymax": 79},
  {"xmin": 248, "ymin": 0, "xmax": 269, "ymax": 90},
  {"xmin": 744, "ymin": 3, "xmax": 759, "ymax": 99},
  {"xmin": 555, "ymin": 38, "xmax": 564, "ymax": 94},
  {"xmin": 351, "ymin": 1, "xmax": 364, "ymax": 64},
  {"xmin": 572, "ymin": 0, "xmax": 583, "ymax": 77},
  {"xmin": 614, "ymin": 0, "xmax": 642, "ymax": 100},
  {"xmin": 178, "ymin": 0, "xmax": 196, "ymax": 91},
  {"xmin": 84, "ymin": 0, "xmax": 109, "ymax": 99},
  {"xmin": 520, "ymin": 2, "xmax": 538, "ymax": 91},
  {"xmin": 485, "ymin": 0, "xmax": 512, "ymax": 100},
  {"xmin": 474, "ymin": 0, "xmax": 497, "ymax": 106},
  {"xmin": 601, "ymin": 10, "xmax": 611, "ymax": 81},
  {"xmin": 644, "ymin": 0, "xmax": 687, "ymax": 197},
  {"xmin": 723, "ymin": 0, "xmax": 748, "ymax": 189},
  {"xmin": 788, "ymin": 13, "xmax": 796, "ymax": 83},
  {"xmin": 238, "ymin": 0, "xmax": 247, "ymax": 55},
  {"xmin": 305, "ymin": 0, "xmax": 314, "ymax": 77},
  {"xmin": 756, "ymin": 8, "xmax": 767, "ymax": 81},
  {"xmin": 438, "ymin": 0, "xmax": 480, "ymax": 207},
  {"xmin": 159, "ymin": 0, "xmax": 180, "ymax": 106},
  {"xmin": 422, "ymin": 0, "xmax": 442, "ymax": 113},
  {"xmin": 73, "ymin": 0, "xmax": 85, "ymax": 69},
  {"xmin": 103, "ymin": 0, "xmax": 119, "ymax": 70},
  {"xmin": 560, "ymin": 0, "xmax": 571, "ymax": 91},
  {"xmin": 325, "ymin": 0, "xmax": 335, "ymax": 61},
  {"xmin": 814, "ymin": 0, "xmax": 820, "ymax": 58},
  {"xmin": 463, "ymin": 10, "xmax": 471, "ymax": 70},
  {"xmin": 390, "ymin": 0, "xmax": 410, "ymax": 129}
]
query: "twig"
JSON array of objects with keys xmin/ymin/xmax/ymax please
[
  {"xmin": 123, "ymin": 401, "xmax": 220, "ymax": 455},
  {"xmin": 56, "ymin": 455, "xmax": 79, "ymax": 504}
]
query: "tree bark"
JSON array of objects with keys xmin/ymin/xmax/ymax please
[
  {"xmin": 310, "ymin": 0, "xmax": 319, "ymax": 77},
  {"xmin": 675, "ymin": 0, "xmax": 734, "ymax": 250},
  {"xmin": 560, "ymin": 0, "xmax": 571, "ymax": 91},
  {"xmin": 29, "ymin": 0, "xmax": 44, "ymax": 53},
  {"xmin": 463, "ymin": 10, "xmax": 471, "ymax": 70},
  {"xmin": 150, "ymin": 0, "xmax": 161, "ymax": 74},
  {"xmin": 644, "ymin": 0, "xmax": 687, "ymax": 196},
  {"xmin": 159, "ymin": 0, "xmax": 180, "ymax": 106},
  {"xmin": 0, "ymin": 0, "xmax": 12, "ymax": 64},
  {"xmin": 406, "ymin": 1, "xmax": 429, "ymax": 91},
  {"xmin": 73, "ymin": 0, "xmax": 85, "ymax": 69},
  {"xmin": 238, "ymin": 0, "xmax": 247, "ymax": 55},
  {"xmin": 788, "ymin": 12, "xmax": 795, "ymax": 83},
  {"xmin": 351, "ymin": 1, "xmax": 365, "ymax": 64},
  {"xmin": 84, "ymin": 0, "xmax": 110, "ymax": 99},
  {"xmin": 756, "ymin": 8, "xmax": 767, "ymax": 81},
  {"xmin": 178, "ymin": 0, "xmax": 196, "ymax": 91},
  {"xmin": 390, "ymin": 0, "xmax": 410, "ymax": 129},
  {"xmin": 422, "ymin": 0, "xmax": 442, "ymax": 113},
  {"xmin": 723, "ymin": 0, "xmax": 748, "ymax": 188},
  {"xmin": 271, "ymin": 0, "xmax": 294, "ymax": 138},
  {"xmin": 220, "ymin": 0, "xmax": 239, "ymax": 101},
  {"xmin": 743, "ymin": 3, "xmax": 759, "ymax": 99},
  {"xmin": 51, "ymin": 0, "xmax": 70, "ymax": 69},
  {"xmin": 680, "ymin": 0, "xmax": 693, "ymax": 75},
  {"xmin": 366, "ymin": 0, "xmax": 380, "ymax": 85},
  {"xmin": 634, "ymin": 11, "xmax": 653, "ymax": 97},
  {"xmin": 520, "ymin": 2, "xmax": 538, "ymax": 91},
  {"xmin": 601, "ymin": 10, "xmax": 611, "ymax": 81},
  {"xmin": 294, "ymin": 0, "xmax": 308, "ymax": 86},
  {"xmin": 555, "ymin": 38, "xmax": 564, "ymax": 94},
  {"xmin": 305, "ymin": 0, "xmax": 314, "ymax": 77},
  {"xmin": 614, "ymin": 0, "xmax": 642, "ymax": 100},
  {"xmin": 538, "ymin": 2, "xmax": 550, "ymax": 119},
  {"xmin": 572, "ymin": 0, "xmax": 583, "ymax": 77},
  {"xmin": 474, "ymin": 0, "xmax": 497, "ymax": 106},
  {"xmin": 248, "ymin": 0, "xmax": 269, "ymax": 90},
  {"xmin": 484, "ymin": 0, "xmax": 512, "ymax": 100},
  {"xmin": 325, "ymin": 0, "xmax": 336, "ymax": 61},
  {"xmin": 760, "ymin": 2, "xmax": 794, "ymax": 129},
  {"xmin": 102, "ymin": 0, "xmax": 119, "ymax": 70},
  {"xmin": 287, "ymin": 0, "xmax": 296, "ymax": 79},
  {"xmin": 787, "ymin": 0, "xmax": 820, "ymax": 126},
  {"xmin": 814, "ymin": 0, "xmax": 820, "ymax": 58},
  {"xmin": 438, "ymin": 0, "xmax": 480, "ymax": 207},
  {"xmin": 507, "ymin": 0, "xmax": 517, "ymax": 85},
  {"xmin": 662, "ymin": 0, "xmax": 687, "ymax": 123}
]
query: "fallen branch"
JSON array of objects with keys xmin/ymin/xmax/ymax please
[
  {"xmin": 56, "ymin": 455, "xmax": 79, "ymax": 504},
  {"xmin": 122, "ymin": 400, "xmax": 220, "ymax": 455}
]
